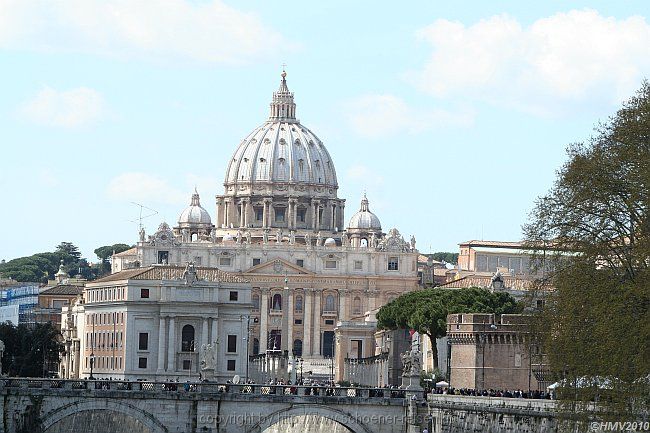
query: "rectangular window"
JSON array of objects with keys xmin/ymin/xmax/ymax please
[
  {"xmin": 229, "ymin": 291, "xmax": 238, "ymax": 301},
  {"xmin": 325, "ymin": 319, "xmax": 334, "ymax": 325},
  {"xmin": 253, "ymin": 258, "xmax": 261, "ymax": 266},
  {"xmin": 388, "ymin": 257, "xmax": 399, "ymax": 271},
  {"xmin": 227, "ymin": 359, "xmax": 236, "ymax": 371},
  {"xmin": 294, "ymin": 319, "xmax": 303, "ymax": 325},
  {"xmin": 183, "ymin": 359, "xmax": 191, "ymax": 370},
  {"xmin": 138, "ymin": 333, "xmax": 148, "ymax": 350},
  {"xmin": 138, "ymin": 357, "xmax": 147, "ymax": 369},
  {"xmin": 354, "ymin": 260, "xmax": 363, "ymax": 270},
  {"xmin": 275, "ymin": 208, "xmax": 285, "ymax": 222},
  {"xmin": 297, "ymin": 208, "xmax": 306, "ymax": 222},
  {"xmin": 157, "ymin": 251, "xmax": 169, "ymax": 264},
  {"xmin": 227, "ymin": 334, "xmax": 237, "ymax": 353},
  {"xmin": 140, "ymin": 288, "xmax": 150, "ymax": 299},
  {"xmin": 325, "ymin": 260, "xmax": 337, "ymax": 269},
  {"xmin": 296, "ymin": 259, "xmax": 304, "ymax": 267},
  {"xmin": 255, "ymin": 208, "xmax": 263, "ymax": 221},
  {"xmin": 219, "ymin": 257, "xmax": 232, "ymax": 266}
]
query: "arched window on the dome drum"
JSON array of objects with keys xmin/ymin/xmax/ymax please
[
  {"xmin": 353, "ymin": 296, "xmax": 362, "ymax": 315},
  {"xmin": 325, "ymin": 294, "xmax": 336, "ymax": 312},
  {"xmin": 181, "ymin": 325, "xmax": 195, "ymax": 352},
  {"xmin": 360, "ymin": 238, "xmax": 368, "ymax": 248},
  {"xmin": 272, "ymin": 293, "xmax": 282, "ymax": 310}
]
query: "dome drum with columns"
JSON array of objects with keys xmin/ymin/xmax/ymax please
[
  {"xmin": 103, "ymin": 72, "xmax": 420, "ymax": 383},
  {"xmin": 217, "ymin": 72, "xmax": 345, "ymax": 245}
]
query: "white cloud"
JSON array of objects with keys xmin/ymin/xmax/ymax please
[
  {"xmin": 106, "ymin": 172, "xmax": 187, "ymax": 205},
  {"xmin": 346, "ymin": 94, "xmax": 473, "ymax": 138},
  {"xmin": 19, "ymin": 86, "xmax": 105, "ymax": 127},
  {"xmin": 409, "ymin": 9, "xmax": 650, "ymax": 114},
  {"xmin": 0, "ymin": 0, "xmax": 292, "ymax": 65}
]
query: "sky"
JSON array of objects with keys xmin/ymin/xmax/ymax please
[{"xmin": 1, "ymin": 0, "xmax": 650, "ymax": 262}]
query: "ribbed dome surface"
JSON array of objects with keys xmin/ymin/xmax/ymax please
[
  {"xmin": 178, "ymin": 191, "xmax": 211, "ymax": 225},
  {"xmin": 224, "ymin": 73, "xmax": 338, "ymax": 189},
  {"xmin": 348, "ymin": 194, "xmax": 381, "ymax": 230}
]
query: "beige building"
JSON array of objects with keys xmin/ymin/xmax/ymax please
[
  {"xmin": 60, "ymin": 265, "xmax": 251, "ymax": 381},
  {"xmin": 447, "ymin": 313, "xmax": 549, "ymax": 391},
  {"xmin": 106, "ymin": 72, "xmax": 420, "ymax": 377}
]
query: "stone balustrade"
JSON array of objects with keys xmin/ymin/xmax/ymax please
[{"xmin": 0, "ymin": 377, "xmax": 417, "ymax": 400}]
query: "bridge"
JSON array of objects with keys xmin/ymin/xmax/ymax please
[{"xmin": 0, "ymin": 378, "xmax": 422, "ymax": 433}]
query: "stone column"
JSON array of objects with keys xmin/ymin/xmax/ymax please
[
  {"xmin": 202, "ymin": 317, "xmax": 209, "ymax": 348},
  {"xmin": 224, "ymin": 200, "xmax": 230, "ymax": 228},
  {"xmin": 167, "ymin": 316, "xmax": 176, "ymax": 372},
  {"xmin": 215, "ymin": 198, "xmax": 222, "ymax": 228},
  {"xmin": 339, "ymin": 202, "xmax": 345, "ymax": 231},
  {"xmin": 287, "ymin": 289, "xmax": 294, "ymax": 354},
  {"xmin": 291, "ymin": 199, "xmax": 298, "ymax": 229},
  {"xmin": 157, "ymin": 316, "xmax": 166, "ymax": 372},
  {"xmin": 303, "ymin": 288, "xmax": 312, "ymax": 356},
  {"xmin": 338, "ymin": 289, "xmax": 346, "ymax": 321},
  {"xmin": 313, "ymin": 291, "xmax": 321, "ymax": 356},
  {"xmin": 331, "ymin": 203, "xmax": 337, "ymax": 231},
  {"xmin": 259, "ymin": 289, "xmax": 269, "ymax": 352},
  {"xmin": 262, "ymin": 199, "xmax": 270, "ymax": 229},
  {"xmin": 210, "ymin": 318, "xmax": 218, "ymax": 344},
  {"xmin": 239, "ymin": 200, "xmax": 245, "ymax": 227},
  {"xmin": 244, "ymin": 199, "xmax": 252, "ymax": 227}
]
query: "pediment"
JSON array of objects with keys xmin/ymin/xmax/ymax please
[{"xmin": 243, "ymin": 258, "xmax": 315, "ymax": 276}]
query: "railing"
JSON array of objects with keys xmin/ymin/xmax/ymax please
[{"xmin": 0, "ymin": 378, "xmax": 413, "ymax": 400}]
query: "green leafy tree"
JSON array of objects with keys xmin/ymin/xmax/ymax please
[
  {"xmin": 0, "ymin": 322, "xmax": 63, "ymax": 377},
  {"xmin": 94, "ymin": 243, "xmax": 132, "ymax": 275},
  {"xmin": 377, "ymin": 287, "xmax": 521, "ymax": 370},
  {"xmin": 429, "ymin": 252, "xmax": 459, "ymax": 265},
  {"xmin": 524, "ymin": 82, "xmax": 650, "ymax": 418}
]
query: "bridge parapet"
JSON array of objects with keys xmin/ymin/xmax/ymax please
[{"xmin": 0, "ymin": 377, "xmax": 420, "ymax": 402}]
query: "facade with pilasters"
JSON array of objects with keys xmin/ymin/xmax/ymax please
[{"xmin": 108, "ymin": 72, "xmax": 420, "ymax": 375}]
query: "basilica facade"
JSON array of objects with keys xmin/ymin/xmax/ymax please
[{"xmin": 64, "ymin": 72, "xmax": 420, "ymax": 380}]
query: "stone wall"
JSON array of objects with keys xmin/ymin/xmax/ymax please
[{"xmin": 426, "ymin": 395, "xmax": 565, "ymax": 433}]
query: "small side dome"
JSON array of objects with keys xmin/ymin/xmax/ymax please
[
  {"xmin": 178, "ymin": 189, "xmax": 212, "ymax": 227},
  {"xmin": 347, "ymin": 193, "xmax": 381, "ymax": 230},
  {"xmin": 324, "ymin": 237, "xmax": 336, "ymax": 247}
]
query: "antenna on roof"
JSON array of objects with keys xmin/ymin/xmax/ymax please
[{"xmin": 128, "ymin": 202, "xmax": 158, "ymax": 232}]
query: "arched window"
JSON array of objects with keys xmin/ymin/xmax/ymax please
[
  {"xmin": 353, "ymin": 296, "xmax": 362, "ymax": 315},
  {"xmin": 253, "ymin": 338, "xmax": 260, "ymax": 355},
  {"xmin": 325, "ymin": 294, "xmax": 336, "ymax": 312},
  {"xmin": 272, "ymin": 293, "xmax": 282, "ymax": 310},
  {"xmin": 191, "ymin": 233, "xmax": 198, "ymax": 242},
  {"xmin": 295, "ymin": 295, "xmax": 303, "ymax": 312},
  {"xmin": 252, "ymin": 294, "xmax": 260, "ymax": 310},
  {"xmin": 360, "ymin": 238, "xmax": 368, "ymax": 248},
  {"xmin": 293, "ymin": 339, "xmax": 303, "ymax": 357},
  {"xmin": 181, "ymin": 325, "xmax": 195, "ymax": 352}
]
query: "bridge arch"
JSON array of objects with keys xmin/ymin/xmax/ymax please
[
  {"xmin": 40, "ymin": 398, "xmax": 168, "ymax": 433},
  {"xmin": 247, "ymin": 404, "xmax": 374, "ymax": 433}
]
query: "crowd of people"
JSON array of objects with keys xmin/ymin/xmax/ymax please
[{"xmin": 430, "ymin": 386, "xmax": 553, "ymax": 400}]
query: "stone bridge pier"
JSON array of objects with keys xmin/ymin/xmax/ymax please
[{"xmin": 0, "ymin": 379, "xmax": 418, "ymax": 433}]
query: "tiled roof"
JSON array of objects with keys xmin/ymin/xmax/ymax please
[
  {"xmin": 93, "ymin": 265, "xmax": 248, "ymax": 284},
  {"xmin": 113, "ymin": 247, "xmax": 137, "ymax": 257},
  {"xmin": 40, "ymin": 285, "xmax": 84, "ymax": 296}
]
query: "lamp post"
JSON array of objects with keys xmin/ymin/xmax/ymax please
[{"xmin": 240, "ymin": 315, "xmax": 251, "ymax": 383}]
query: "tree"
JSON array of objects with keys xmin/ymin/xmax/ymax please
[
  {"xmin": 0, "ymin": 322, "xmax": 63, "ymax": 377},
  {"xmin": 94, "ymin": 243, "xmax": 132, "ymax": 274},
  {"xmin": 524, "ymin": 82, "xmax": 650, "ymax": 417},
  {"xmin": 376, "ymin": 287, "xmax": 521, "ymax": 370},
  {"xmin": 429, "ymin": 252, "xmax": 459, "ymax": 265}
]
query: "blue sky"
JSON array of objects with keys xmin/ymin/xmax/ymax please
[{"xmin": 1, "ymin": 1, "xmax": 649, "ymax": 261}]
